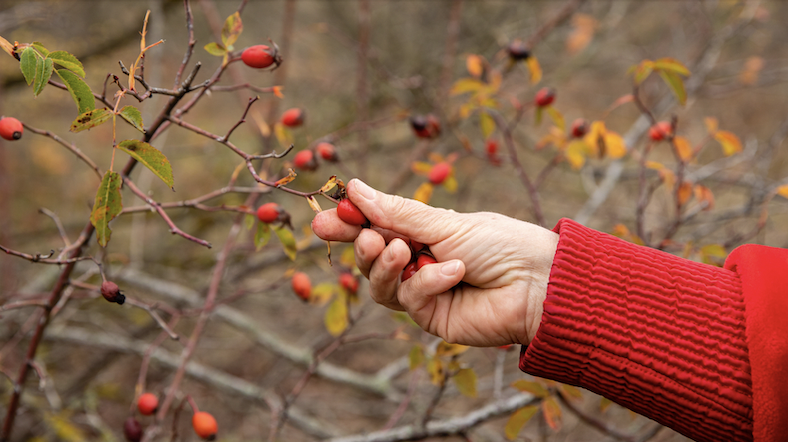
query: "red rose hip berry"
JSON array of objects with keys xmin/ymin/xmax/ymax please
[
  {"xmin": 428, "ymin": 162, "xmax": 451, "ymax": 185},
  {"xmin": 291, "ymin": 272, "xmax": 312, "ymax": 302},
  {"xmin": 485, "ymin": 138, "xmax": 501, "ymax": 166},
  {"xmin": 410, "ymin": 114, "xmax": 441, "ymax": 139},
  {"xmin": 570, "ymin": 118, "xmax": 588, "ymax": 138},
  {"xmin": 0, "ymin": 117, "xmax": 23, "ymax": 141},
  {"xmin": 192, "ymin": 411, "xmax": 218, "ymax": 440},
  {"xmin": 256, "ymin": 202, "xmax": 281, "ymax": 223},
  {"xmin": 534, "ymin": 87, "xmax": 555, "ymax": 107},
  {"xmin": 316, "ymin": 142, "xmax": 339, "ymax": 162},
  {"xmin": 339, "ymin": 273, "xmax": 359, "ymax": 295},
  {"xmin": 416, "ymin": 253, "xmax": 438, "ymax": 269},
  {"xmin": 401, "ymin": 261, "xmax": 418, "ymax": 282},
  {"xmin": 124, "ymin": 417, "xmax": 143, "ymax": 442},
  {"xmin": 507, "ymin": 40, "xmax": 530, "ymax": 61},
  {"xmin": 137, "ymin": 393, "xmax": 159, "ymax": 416},
  {"xmin": 648, "ymin": 121, "xmax": 672, "ymax": 141},
  {"xmin": 337, "ymin": 199, "xmax": 368, "ymax": 226},
  {"xmin": 241, "ymin": 45, "xmax": 275, "ymax": 69},
  {"xmin": 293, "ymin": 149, "xmax": 317, "ymax": 171},
  {"xmin": 281, "ymin": 108, "xmax": 305, "ymax": 127}
]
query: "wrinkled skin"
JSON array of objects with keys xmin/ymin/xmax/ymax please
[{"xmin": 312, "ymin": 179, "xmax": 559, "ymax": 347}]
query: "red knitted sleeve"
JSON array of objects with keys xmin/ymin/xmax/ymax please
[{"xmin": 519, "ymin": 219, "xmax": 753, "ymax": 442}]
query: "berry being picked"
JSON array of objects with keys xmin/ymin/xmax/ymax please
[
  {"xmin": 416, "ymin": 253, "xmax": 438, "ymax": 269},
  {"xmin": 401, "ymin": 261, "xmax": 418, "ymax": 282},
  {"xmin": 534, "ymin": 87, "xmax": 555, "ymax": 107},
  {"xmin": 410, "ymin": 239, "xmax": 426, "ymax": 253},
  {"xmin": 192, "ymin": 411, "xmax": 218, "ymax": 441},
  {"xmin": 137, "ymin": 393, "xmax": 159, "ymax": 416},
  {"xmin": 410, "ymin": 114, "xmax": 441, "ymax": 139},
  {"xmin": 0, "ymin": 117, "xmax": 23, "ymax": 141},
  {"xmin": 281, "ymin": 108, "xmax": 305, "ymax": 127},
  {"xmin": 648, "ymin": 121, "xmax": 672, "ymax": 141},
  {"xmin": 101, "ymin": 281, "xmax": 125, "ymax": 305},
  {"xmin": 241, "ymin": 45, "xmax": 276, "ymax": 69},
  {"xmin": 291, "ymin": 272, "xmax": 311, "ymax": 302},
  {"xmin": 570, "ymin": 118, "xmax": 588, "ymax": 138},
  {"xmin": 485, "ymin": 138, "xmax": 501, "ymax": 166},
  {"xmin": 506, "ymin": 40, "xmax": 530, "ymax": 61},
  {"xmin": 339, "ymin": 272, "xmax": 359, "ymax": 295},
  {"xmin": 124, "ymin": 417, "xmax": 143, "ymax": 442},
  {"xmin": 337, "ymin": 199, "xmax": 368, "ymax": 226},
  {"xmin": 293, "ymin": 149, "xmax": 317, "ymax": 171},
  {"xmin": 316, "ymin": 142, "xmax": 339, "ymax": 162},
  {"xmin": 428, "ymin": 162, "xmax": 451, "ymax": 185},
  {"xmin": 256, "ymin": 202, "xmax": 281, "ymax": 224}
]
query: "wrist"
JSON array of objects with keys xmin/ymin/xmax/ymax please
[{"xmin": 523, "ymin": 228, "xmax": 559, "ymax": 344}]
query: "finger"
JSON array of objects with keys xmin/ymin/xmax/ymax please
[
  {"xmin": 354, "ymin": 229, "xmax": 387, "ymax": 279},
  {"xmin": 367, "ymin": 238, "xmax": 411, "ymax": 310},
  {"xmin": 347, "ymin": 179, "xmax": 456, "ymax": 244},
  {"xmin": 311, "ymin": 209, "xmax": 362, "ymax": 242},
  {"xmin": 398, "ymin": 259, "xmax": 465, "ymax": 332}
]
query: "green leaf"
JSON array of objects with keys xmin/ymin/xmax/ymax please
[
  {"xmin": 47, "ymin": 51, "xmax": 85, "ymax": 78},
  {"xmin": 659, "ymin": 70, "xmax": 687, "ymax": 106},
  {"xmin": 511, "ymin": 379, "xmax": 549, "ymax": 398},
  {"xmin": 90, "ymin": 171, "xmax": 123, "ymax": 247},
  {"xmin": 204, "ymin": 42, "xmax": 227, "ymax": 57},
  {"xmin": 116, "ymin": 140, "xmax": 174, "ymax": 188},
  {"xmin": 119, "ymin": 105, "xmax": 145, "ymax": 133},
  {"xmin": 534, "ymin": 106, "xmax": 543, "ymax": 126},
  {"xmin": 20, "ymin": 47, "xmax": 37, "ymax": 85},
  {"xmin": 55, "ymin": 69, "xmax": 95, "ymax": 114},
  {"xmin": 70, "ymin": 108, "xmax": 112, "ymax": 132},
  {"xmin": 324, "ymin": 297, "xmax": 348, "ymax": 336},
  {"xmin": 504, "ymin": 405, "xmax": 539, "ymax": 440},
  {"xmin": 31, "ymin": 41, "xmax": 49, "ymax": 56},
  {"xmin": 33, "ymin": 57, "xmax": 53, "ymax": 97},
  {"xmin": 653, "ymin": 57, "xmax": 690, "ymax": 77},
  {"xmin": 310, "ymin": 282, "xmax": 336, "ymax": 306},
  {"xmin": 221, "ymin": 12, "xmax": 243, "ymax": 49},
  {"xmin": 245, "ymin": 213, "xmax": 255, "ymax": 230},
  {"xmin": 479, "ymin": 112, "xmax": 495, "ymax": 139},
  {"xmin": 254, "ymin": 222, "xmax": 271, "ymax": 251},
  {"xmin": 453, "ymin": 368, "xmax": 477, "ymax": 398},
  {"xmin": 274, "ymin": 227, "xmax": 297, "ymax": 260},
  {"xmin": 632, "ymin": 60, "xmax": 654, "ymax": 85}
]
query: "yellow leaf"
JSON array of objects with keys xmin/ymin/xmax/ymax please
[
  {"xmin": 504, "ymin": 406, "xmax": 539, "ymax": 440},
  {"xmin": 450, "ymin": 78, "xmax": 485, "ymax": 96},
  {"xmin": 526, "ymin": 56, "xmax": 542, "ymax": 85},
  {"xmin": 566, "ymin": 14, "xmax": 597, "ymax": 54},
  {"xmin": 324, "ymin": 297, "xmax": 348, "ymax": 336},
  {"xmin": 600, "ymin": 396, "xmax": 613, "ymax": 413},
  {"xmin": 611, "ymin": 223, "xmax": 630, "ymax": 238},
  {"xmin": 427, "ymin": 357, "xmax": 445, "ymax": 385},
  {"xmin": 653, "ymin": 57, "xmax": 691, "ymax": 77},
  {"xmin": 479, "ymin": 112, "xmax": 496, "ymax": 139},
  {"xmin": 435, "ymin": 341, "xmax": 469, "ymax": 357},
  {"xmin": 546, "ymin": 107, "xmax": 565, "ymax": 132},
  {"xmin": 565, "ymin": 140, "xmax": 587, "ymax": 169},
  {"xmin": 411, "ymin": 161, "xmax": 433, "ymax": 175},
  {"xmin": 776, "ymin": 184, "xmax": 788, "ymax": 199},
  {"xmin": 632, "ymin": 60, "xmax": 654, "ymax": 85},
  {"xmin": 413, "ymin": 182, "xmax": 434, "ymax": 204},
  {"xmin": 542, "ymin": 396, "xmax": 562, "ymax": 431},
  {"xmin": 275, "ymin": 168, "xmax": 297, "ymax": 187},
  {"xmin": 659, "ymin": 169, "xmax": 676, "ymax": 190},
  {"xmin": 306, "ymin": 195, "xmax": 322, "ymax": 213},
  {"xmin": 704, "ymin": 117, "xmax": 718, "ymax": 134},
  {"xmin": 442, "ymin": 175, "xmax": 458, "ymax": 193},
  {"xmin": 459, "ymin": 103, "xmax": 474, "ymax": 119},
  {"xmin": 409, "ymin": 345, "xmax": 424, "ymax": 370},
  {"xmin": 677, "ymin": 181, "xmax": 693, "ymax": 206},
  {"xmin": 694, "ymin": 184, "xmax": 715, "ymax": 210},
  {"xmin": 673, "ymin": 135, "xmax": 693, "ymax": 162},
  {"xmin": 645, "ymin": 161, "xmax": 664, "ymax": 170},
  {"xmin": 310, "ymin": 282, "xmax": 336, "ymax": 306},
  {"xmin": 714, "ymin": 130, "xmax": 742, "ymax": 156},
  {"xmin": 466, "ymin": 54, "xmax": 485, "ymax": 78},
  {"xmin": 339, "ymin": 245, "xmax": 355, "ymax": 268},
  {"xmin": 427, "ymin": 152, "xmax": 445, "ymax": 164},
  {"xmin": 659, "ymin": 70, "xmax": 687, "ymax": 105},
  {"xmin": 45, "ymin": 412, "xmax": 86, "ymax": 442},
  {"xmin": 320, "ymin": 175, "xmax": 338, "ymax": 193},
  {"xmin": 272, "ymin": 85, "xmax": 284, "ymax": 99},
  {"xmin": 274, "ymin": 122, "xmax": 293, "ymax": 147},
  {"xmin": 701, "ymin": 244, "xmax": 727, "ymax": 259},
  {"xmin": 453, "ymin": 368, "xmax": 477, "ymax": 398},
  {"xmin": 511, "ymin": 379, "xmax": 549, "ymax": 398},
  {"xmin": 603, "ymin": 131, "xmax": 626, "ymax": 159},
  {"xmin": 558, "ymin": 384, "xmax": 583, "ymax": 400}
]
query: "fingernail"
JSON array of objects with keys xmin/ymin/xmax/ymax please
[
  {"xmin": 353, "ymin": 179, "xmax": 375, "ymax": 201},
  {"xmin": 440, "ymin": 260, "xmax": 460, "ymax": 276}
]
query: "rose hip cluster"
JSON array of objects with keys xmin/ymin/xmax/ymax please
[{"xmin": 124, "ymin": 394, "xmax": 217, "ymax": 441}]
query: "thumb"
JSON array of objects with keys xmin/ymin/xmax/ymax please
[{"xmin": 347, "ymin": 179, "xmax": 456, "ymax": 243}]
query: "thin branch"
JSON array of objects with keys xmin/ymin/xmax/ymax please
[
  {"xmin": 221, "ymin": 96, "xmax": 259, "ymax": 142},
  {"xmin": 38, "ymin": 208, "xmax": 71, "ymax": 250},
  {"xmin": 556, "ymin": 390, "xmax": 663, "ymax": 442}
]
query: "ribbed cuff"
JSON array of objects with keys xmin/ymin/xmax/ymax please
[{"xmin": 520, "ymin": 219, "xmax": 753, "ymax": 442}]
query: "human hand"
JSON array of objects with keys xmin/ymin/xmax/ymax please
[{"xmin": 311, "ymin": 179, "xmax": 559, "ymax": 347}]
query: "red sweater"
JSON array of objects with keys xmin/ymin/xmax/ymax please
[{"xmin": 520, "ymin": 219, "xmax": 788, "ymax": 442}]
